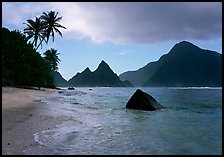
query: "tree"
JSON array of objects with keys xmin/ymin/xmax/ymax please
[
  {"xmin": 23, "ymin": 17, "xmax": 47, "ymax": 50},
  {"xmin": 2, "ymin": 27, "xmax": 54, "ymax": 88},
  {"xmin": 40, "ymin": 10, "xmax": 66, "ymax": 42},
  {"xmin": 23, "ymin": 11, "xmax": 66, "ymax": 51},
  {"xmin": 21, "ymin": 10, "xmax": 66, "ymax": 88},
  {"xmin": 43, "ymin": 48, "xmax": 61, "ymax": 71}
]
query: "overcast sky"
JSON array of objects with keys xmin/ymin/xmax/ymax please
[{"xmin": 2, "ymin": 2, "xmax": 222, "ymax": 80}]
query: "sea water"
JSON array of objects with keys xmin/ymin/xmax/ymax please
[{"xmin": 23, "ymin": 87, "xmax": 222, "ymax": 155}]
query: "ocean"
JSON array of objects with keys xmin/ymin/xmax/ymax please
[{"xmin": 23, "ymin": 87, "xmax": 222, "ymax": 155}]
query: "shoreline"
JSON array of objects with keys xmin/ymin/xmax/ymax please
[
  {"xmin": 2, "ymin": 87, "xmax": 59, "ymax": 155},
  {"xmin": 2, "ymin": 87, "xmax": 221, "ymax": 155}
]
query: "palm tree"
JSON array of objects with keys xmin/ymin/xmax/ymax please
[
  {"xmin": 40, "ymin": 11, "xmax": 66, "ymax": 42},
  {"xmin": 23, "ymin": 17, "xmax": 47, "ymax": 50},
  {"xmin": 24, "ymin": 11, "xmax": 66, "ymax": 51},
  {"xmin": 43, "ymin": 48, "xmax": 61, "ymax": 71}
]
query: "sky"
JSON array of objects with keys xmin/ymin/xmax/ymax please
[{"xmin": 2, "ymin": 2, "xmax": 222, "ymax": 81}]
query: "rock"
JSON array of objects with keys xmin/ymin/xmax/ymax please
[
  {"xmin": 68, "ymin": 87, "xmax": 75, "ymax": 90},
  {"xmin": 126, "ymin": 89, "xmax": 163, "ymax": 111}
]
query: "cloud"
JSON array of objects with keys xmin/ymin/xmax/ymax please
[
  {"xmin": 2, "ymin": 2, "xmax": 52, "ymax": 28},
  {"xmin": 118, "ymin": 52, "xmax": 128, "ymax": 55},
  {"xmin": 2, "ymin": 2, "xmax": 222, "ymax": 44},
  {"xmin": 117, "ymin": 50, "xmax": 132, "ymax": 55}
]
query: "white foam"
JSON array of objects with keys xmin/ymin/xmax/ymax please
[
  {"xmin": 33, "ymin": 131, "xmax": 47, "ymax": 146},
  {"xmin": 168, "ymin": 87, "xmax": 222, "ymax": 89}
]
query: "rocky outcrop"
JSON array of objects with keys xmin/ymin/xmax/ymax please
[
  {"xmin": 126, "ymin": 89, "xmax": 163, "ymax": 111},
  {"xmin": 68, "ymin": 60, "xmax": 127, "ymax": 87},
  {"xmin": 68, "ymin": 87, "xmax": 75, "ymax": 90}
]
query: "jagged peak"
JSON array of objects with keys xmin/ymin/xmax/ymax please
[
  {"xmin": 99, "ymin": 60, "xmax": 108, "ymax": 65},
  {"xmin": 84, "ymin": 67, "xmax": 91, "ymax": 71},
  {"xmin": 97, "ymin": 60, "xmax": 110, "ymax": 69},
  {"xmin": 94, "ymin": 60, "xmax": 115, "ymax": 74},
  {"xmin": 82, "ymin": 67, "xmax": 91, "ymax": 73}
]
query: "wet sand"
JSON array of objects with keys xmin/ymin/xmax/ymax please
[{"xmin": 2, "ymin": 87, "xmax": 59, "ymax": 155}]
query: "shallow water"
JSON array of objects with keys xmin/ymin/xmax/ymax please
[{"xmin": 23, "ymin": 87, "xmax": 222, "ymax": 155}]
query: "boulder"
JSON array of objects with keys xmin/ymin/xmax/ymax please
[
  {"xmin": 68, "ymin": 87, "xmax": 75, "ymax": 90},
  {"xmin": 126, "ymin": 89, "xmax": 163, "ymax": 111}
]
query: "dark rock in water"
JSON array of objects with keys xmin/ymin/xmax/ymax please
[
  {"xmin": 126, "ymin": 89, "xmax": 163, "ymax": 111},
  {"xmin": 68, "ymin": 87, "xmax": 75, "ymax": 90}
]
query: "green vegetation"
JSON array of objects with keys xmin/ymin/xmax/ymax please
[
  {"xmin": 23, "ymin": 17, "xmax": 47, "ymax": 50},
  {"xmin": 43, "ymin": 48, "xmax": 61, "ymax": 72},
  {"xmin": 2, "ymin": 28, "xmax": 53, "ymax": 87},
  {"xmin": 2, "ymin": 10, "xmax": 66, "ymax": 88},
  {"xmin": 23, "ymin": 11, "xmax": 66, "ymax": 50},
  {"xmin": 40, "ymin": 11, "xmax": 66, "ymax": 43}
]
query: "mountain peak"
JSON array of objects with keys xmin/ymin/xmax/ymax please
[
  {"xmin": 94, "ymin": 60, "xmax": 118, "ymax": 78},
  {"xmin": 83, "ymin": 67, "xmax": 91, "ymax": 73},
  {"xmin": 120, "ymin": 41, "xmax": 222, "ymax": 87},
  {"xmin": 99, "ymin": 60, "xmax": 107, "ymax": 65},
  {"xmin": 169, "ymin": 40, "xmax": 200, "ymax": 55},
  {"xmin": 97, "ymin": 60, "xmax": 111, "ymax": 69},
  {"xmin": 178, "ymin": 40, "xmax": 193, "ymax": 45},
  {"xmin": 68, "ymin": 60, "xmax": 127, "ymax": 87},
  {"xmin": 175, "ymin": 40, "xmax": 199, "ymax": 49}
]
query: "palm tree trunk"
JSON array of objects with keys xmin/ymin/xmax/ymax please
[
  {"xmin": 35, "ymin": 40, "xmax": 42, "ymax": 51},
  {"xmin": 35, "ymin": 38, "xmax": 45, "ymax": 51}
]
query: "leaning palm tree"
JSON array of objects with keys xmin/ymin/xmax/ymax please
[
  {"xmin": 40, "ymin": 11, "xmax": 66, "ymax": 42},
  {"xmin": 23, "ymin": 17, "xmax": 47, "ymax": 50},
  {"xmin": 43, "ymin": 48, "xmax": 61, "ymax": 72}
]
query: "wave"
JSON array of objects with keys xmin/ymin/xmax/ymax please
[{"xmin": 167, "ymin": 87, "xmax": 222, "ymax": 90}]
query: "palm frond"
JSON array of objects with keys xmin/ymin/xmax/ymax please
[{"xmin": 54, "ymin": 27, "xmax": 63, "ymax": 37}]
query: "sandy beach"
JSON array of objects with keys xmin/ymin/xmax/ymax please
[{"xmin": 2, "ymin": 87, "xmax": 59, "ymax": 155}]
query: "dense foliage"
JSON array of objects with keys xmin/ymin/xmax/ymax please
[
  {"xmin": 2, "ymin": 27, "xmax": 54, "ymax": 88},
  {"xmin": 43, "ymin": 48, "xmax": 61, "ymax": 71}
]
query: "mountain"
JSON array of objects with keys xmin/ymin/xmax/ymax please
[
  {"xmin": 119, "ymin": 61, "xmax": 158, "ymax": 86},
  {"xmin": 54, "ymin": 71, "xmax": 68, "ymax": 87},
  {"xmin": 119, "ymin": 41, "xmax": 222, "ymax": 87},
  {"xmin": 68, "ymin": 60, "xmax": 131, "ymax": 87},
  {"xmin": 121, "ymin": 80, "xmax": 134, "ymax": 87},
  {"xmin": 92, "ymin": 60, "xmax": 125, "ymax": 87}
]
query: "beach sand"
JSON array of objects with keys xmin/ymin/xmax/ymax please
[{"xmin": 2, "ymin": 87, "xmax": 59, "ymax": 155}]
